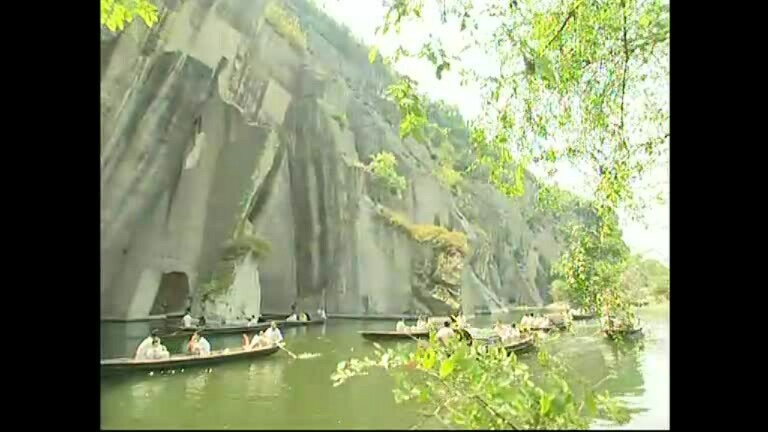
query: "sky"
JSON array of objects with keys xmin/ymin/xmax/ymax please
[{"xmin": 313, "ymin": 0, "xmax": 669, "ymax": 265}]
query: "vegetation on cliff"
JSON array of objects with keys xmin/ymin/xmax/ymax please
[
  {"xmin": 202, "ymin": 235, "xmax": 272, "ymax": 297},
  {"xmin": 100, "ymin": 0, "xmax": 158, "ymax": 32},
  {"xmin": 375, "ymin": 205, "xmax": 469, "ymax": 256},
  {"xmin": 264, "ymin": 1, "xmax": 308, "ymax": 50}
]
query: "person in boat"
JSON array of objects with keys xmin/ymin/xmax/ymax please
[
  {"xmin": 135, "ymin": 329, "xmax": 160, "ymax": 360},
  {"xmin": 247, "ymin": 315, "xmax": 259, "ymax": 327},
  {"xmin": 198, "ymin": 316, "xmax": 207, "ymax": 327},
  {"xmin": 416, "ymin": 316, "xmax": 428, "ymax": 330},
  {"xmin": 182, "ymin": 309, "xmax": 194, "ymax": 328},
  {"xmin": 520, "ymin": 314, "xmax": 531, "ymax": 328},
  {"xmin": 287, "ymin": 305, "xmax": 300, "ymax": 321},
  {"xmin": 145, "ymin": 338, "xmax": 171, "ymax": 360},
  {"xmin": 396, "ymin": 318, "xmax": 407, "ymax": 332},
  {"xmin": 299, "ymin": 311, "xmax": 311, "ymax": 321},
  {"xmin": 264, "ymin": 321, "xmax": 284, "ymax": 344},
  {"xmin": 436, "ymin": 321, "xmax": 455, "ymax": 344},
  {"xmin": 247, "ymin": 331, "xmax": 268, "ymax": 349},
  {"xmin": 188, "ymin": 331, "xmax": 211, "ymax": 356},
  {"xmin": 317, "ymin": 308, "xmax": 327, "ymax": 320},
  {"xmin": 507, "ymin": 323, "xmax": 521, "ymax": 340},
  {"xmin": 493, "ymin": 320, "xmax": 506, "ymax": 337}
]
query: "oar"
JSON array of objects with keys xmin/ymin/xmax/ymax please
[{"xmin": 276, "ymin": 342, "xmax": 298, "ymax": 359}]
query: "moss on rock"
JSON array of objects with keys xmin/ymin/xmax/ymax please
[{"xmin": 375, "ymin": 206, "xmax": 469, "ymax": 255}]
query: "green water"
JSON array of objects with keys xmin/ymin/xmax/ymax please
[{"xmin": 100, "ymin": 305, "xmax": 669, "ymax": 429}]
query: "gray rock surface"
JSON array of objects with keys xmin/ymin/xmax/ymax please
[{"xmin": 100, "ymin": 0, "xmax": 572, "ymax": 320}]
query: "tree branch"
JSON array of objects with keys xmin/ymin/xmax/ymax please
[
  {"xmin": 545, "ymin": 0, "xmax": 585, "ymax": 50},
  {"xmin": 419, "ymin": 367, "xmax": 520, "ymax": 430},
  {"xmin": 619, "ymin": 0, "xmax": 630, "ymax": 141}
]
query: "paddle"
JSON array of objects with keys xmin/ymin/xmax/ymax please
[{"xmin": 276, "ymin": 342, "xmax": 298, "ymax": 359}]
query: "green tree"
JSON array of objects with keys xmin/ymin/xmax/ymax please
[
  {"xmin": 332, "ymin": 336, "xmax": 630, "ymax": 429},
  {"xmin": 371, "ymin": 0, "xmax": 668, "ymax": 318},
  {"xmin": 101, "ymin": 0, "xmax": 159, "ymax": 32}
]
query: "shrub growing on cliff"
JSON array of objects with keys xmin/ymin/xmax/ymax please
[
  {"xmin": 366, "ymin": 151, "xmax": 408, "ymax": 194},
  {"xmin": 264, "ymin": 1, "xmax": 307, "ymax": 50},
  {"xmin": 101, "ymin": 0, "xmax": 158, "ymax": 32},
  {"xmin": 376, "ymin": 206, "xmax": 469, "ymax": 255},
  {"xmin": 203, "ymin": 235, "xmax": 272, "ymax": 296},
  {"xmin": 434, "ymin": 163, "xmax": 463, "ymax": 189}
]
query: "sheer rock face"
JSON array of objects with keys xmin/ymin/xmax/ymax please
[{"xmin": 100, "ymin": 0, "xmax": 566, "ymax": 320}]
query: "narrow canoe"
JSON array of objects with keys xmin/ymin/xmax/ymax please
[
  {"xmin": 100, "ymin": 345, "xmax": 281, "ymax": 376},
  {"xmin": 359, "ymin": 330, "xmax": 430, "ymax": 341},
  {"xmin": 572, "ymin": 313, "xmax": 595, "ymax": 321},
  {"xmin": 282, "ymin": 319, "xmax": 326, "ymax": 328},
  {"xmin": 604, "ymin": 327, "xmax": 643, "ymax": 339},
  {"xmin": 525, "ymin": 325, "xmax": 558, "ymax": 332},
  {"xmin": 162, "ymin": 319, "xmax": 325, "ymax": 336},
  {"xmin": 160, "ymin": 323, "xmax": 270, "ymax": 337},
  {"xmin": 504, "ymin": 337, "xmax": 536, "ymax": 354}
]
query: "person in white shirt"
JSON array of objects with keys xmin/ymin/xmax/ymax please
[
  {"xmin": 286, "ymin": 304, "xmax": 300, "ymax": 321},
  {"xmin": 264, "ymin": 321, "xmax": 284, "ymax": 344},
  {"xmin": 416, "ymin": 316, "xmax": 428, "ymax": 330},
  {"xmin": 317, "ymin": 308, "xmax": 327, "ymax": 320},
  {"xmin": 395, "ymin": 319, "xmax": 407, "ymax": 332},
  {"xmin": 247, "ymin": 315, "xmax": 259, "ymax": 327},
  {"xmin": 188, "ymin": 331, "xmax": 211, "ymax": 355},
  {"xmin": 182, "ymin": 309, "xmax": 194, "ymax": 328},
  {"xmin": 507, "ymin": 323, "xmax": 521, "ymax": 340},
  {"xmin": 135, "ymin": 330, "xmax": 160, "ymax": 359},
  {"xmin": 144, "ymin": 338, "xmax": 171, "ymax": 360},
  {"xmin": 436, "ymin": 321, "xmax": 455, "ymax": 344},
  {"xmin": 520, "ymin": 314, "xmax": 530, "ymax": 328}
]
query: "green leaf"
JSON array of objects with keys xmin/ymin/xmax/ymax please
[
  {"xmin": 422, "ymin": 348, "xmax": 437, "ymax": 369},
  {"xmin": 585, "ymin": 390, "xmax": 597, "ymax": 415},
  {"xmin": 439, "ymin": 357, "xmax": 455, "ymax": 378},
  {"xmin": 368, "ymin": 46, "xmax": 379, "ymax": 64},
  {"xmin": 540, "ymin": 393, "xmax": 554, "ymax": 416}
]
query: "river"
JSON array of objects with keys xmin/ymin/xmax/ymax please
[{"xmin": 100, "ymin": 304, "xmax": 669, "ymax": 429}]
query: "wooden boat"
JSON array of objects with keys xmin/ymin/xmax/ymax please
[
  {"xmin": 503, "ymin": 337, "xmax": 536, "ymax": 354},
  {"xmin": 359, "ymin": 330, "xmax": 430, "ymax": 341},
  {"xmin": 259, "ymin": 314, "xmax": 327, "ymax": 328},
  {"xmin": 160, "ymin": 323, "xmax": 270, "ymax": 337},
  {"xmin": 572, "ymin": 313, "xmax": 595, "ymax": 321},
  {"xmin": 100, "ymin": 345, "xmax": 280, "ymax": 376},
  {"xmin": 327, "ymin": 313, "xmax": 419, "ymax": 321},
  {"xmin": 604, "ymin": 327, "xmax": 643, "ymax": 339},
  {"xmin": 525, "ymin": 325, "xmax": 557, "ymax": 332},
  {"xmin": 282, "ymin": 319, "xmax": 326, "ymax": 328}
]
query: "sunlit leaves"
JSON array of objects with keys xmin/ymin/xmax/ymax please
[
  {"xmin": 365, "ymin": 151, "xmax": 408, "ymax": 193},
  {"xmin": 101, "ymin": 0, "xmax": 159, "ymax": 32},
  {"xmin": 331, "ymin": 335, "xmax": 630, "ymax": 429}
]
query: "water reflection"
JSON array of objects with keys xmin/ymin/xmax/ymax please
[
  {"xmin": 183, "ymin": 369, "xmax": 211, "ymax": 402},
  {"xmin": 246, "ymin": 359, "xmax": 287, "ymax": 399}
]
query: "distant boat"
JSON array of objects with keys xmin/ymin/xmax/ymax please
[
  {"xmin": 358, "ymin": 330, "xmax": 430, "ymax": 341},
  {"xmin": 100, "ymin": 345, "xmax": 280, "ymax": 376},
  {"xmin": 503, "ymin": 337, "xmax": 536, "ymax": 354}
]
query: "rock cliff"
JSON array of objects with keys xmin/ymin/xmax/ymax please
[{"xmin": 100, "ymin": 0, "xmax": 571, "ymax": 320}]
